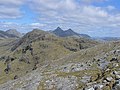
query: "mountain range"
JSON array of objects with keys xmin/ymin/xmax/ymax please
[
  {"xmin": 52, "ymin": 27, "xmax": 91, "ymax": 38},
  {"xmin": 0, "ymin": 29, "xmax": 22, "ymax": 39},
  {"xmin": 6, "ymin": 29, "xmax": 23, "ymax": 38},
  {"xmin": 93, "ymin": 37, "xmax": 120, "ymax": 42},
  {"xmin": 0, "ymin": 29, "xmax": 120, "ymax": 90},
  {"xmin": 0, "ymin": 27, "xmax": 90, "ymax": 39}
]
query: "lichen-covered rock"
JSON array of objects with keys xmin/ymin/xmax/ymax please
[
  {"xmin": 0, "ymin": 70, "xmax": 43, "ymax": 90},
  {"xmin": 44, "ymin": 76, "xmax": 78, "ymax": 90},
  {"xmin": 102, "ymin": 85, "xmax": 111, "ymax": 90},
  {"xmin": 106, "ymin": 77, "xmax": 113, "ymax": 82}
]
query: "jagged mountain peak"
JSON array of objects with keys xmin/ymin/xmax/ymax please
[
  {"xmin": 54, "ymin": 27, "xmax": 64, "ymax": 32},
  {"xmin": 52, "ymin": 27, "xmax": 90, "ymax": 38},
  {"xmin": 65, "ymin": 28, "xmax": 78, "ymax": 34},
  {"xmin": 56, "ymin": 27, "xmax": 63, "ymax": 30},
  {"xmin": 67, "ymin": 28, "xmax": 73, "ymax": 31}
]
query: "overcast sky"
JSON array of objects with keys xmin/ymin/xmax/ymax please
[{"xmin": 0, "ymin": 0, "xmax": 120, "ymax": 37}]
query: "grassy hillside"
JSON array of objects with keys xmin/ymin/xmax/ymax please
[
  {"xmin": 0, "ymin": 29, "xmax": 98, "ymax": 85},
  {"xmin": 0, "ymin": 30, "xmax": 120, "ymax": 90},
  {"xmin": 0, "ymin": 40, "xmax": 119, "ymax": 90}
]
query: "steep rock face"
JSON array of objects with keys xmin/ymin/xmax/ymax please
[{"xmin": 6, "ymin": 29, "xmax": 22, "ymax": 38}]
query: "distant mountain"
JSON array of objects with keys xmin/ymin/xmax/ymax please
[
  {"xmin": 102, "ymin": 37, "xmax": 120, "ymax": 41},
  {"xmin": 1, "ymin": 28, "xmax": 120, "ymax": 90},
  {"xmin": 11, "ymin": 29, "xmax": 97, "ymax": 51},
  {"xmin": 6, "ymin": 29, "xmax": 22, "ymax": 38},
  {"xmin": 79, "ymin": 34, "xmax": 91, "ymax": 38},
  {"xmin": 52, "ymin": 27, "xmax": 90, "ymax": 38},
  {"xmin": 52, "ymin": 27, "xmax": 65, "ymax": 37},
  {"xmin": 92, "ymin": 37, "xmax": 120, "ymax": 42},
  {"xmin": 0, "ymin": 30, "xmax": 19, "ymax": 39}
]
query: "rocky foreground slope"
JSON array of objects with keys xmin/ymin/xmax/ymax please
[{"xmin": 0, "ymin": 29, "xmax": 120, "ymax": 90}]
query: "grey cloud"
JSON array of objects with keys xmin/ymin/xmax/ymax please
[
  {"xmin": 0, "ymin": 0, "xmax": 25, "ymax": 19},
  {"xmin": 80, "ymin": 0, "xmax": 108, "ymax": 4},
  {"xmin": 0, "ymin": 22, "xmax": 46, "ymax": 33},
  {"xmin": 0, "ymin": 0, "xmax": 120, "ymax": 37}
]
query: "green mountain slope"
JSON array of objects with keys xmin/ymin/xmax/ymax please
[{"xmin": 0, "ymin": 29, "xmax": 98, "ymax": 85}]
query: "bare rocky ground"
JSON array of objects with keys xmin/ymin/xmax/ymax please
[
  {"xmin": 0, "ymin": 30, "xmax": 120, "ymax": 90},
  {"xmin": 0, "ymin": 45, "xmax": 120, "ymax": 90}
]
